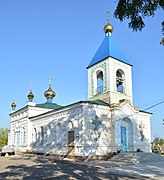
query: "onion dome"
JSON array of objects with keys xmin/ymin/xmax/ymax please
[
  {"xmin": 11, "ymin": 101, "xmax": 16, "ymax": 110},
  {"xmin": 104, "ymin": 22, "xmax": 113, "ymax": 34},
  {"xmin": 27, "ymin": 90, "xmax": 34, "ymax": 101},
  {"xmin": 44, "ymin": 84, "xmax": 56, "ymax": 102}
]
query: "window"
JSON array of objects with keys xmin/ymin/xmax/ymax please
[
  {"xmin": 34, "ymin": 128, "xmax": 37, "ymax": 142},
  {"xmin": 40, "ymin": 126, "xmax": 44, "ymax": 145},
  {"xmin": 47, "ymin": 125, "xmax": 52, "ymax": 143},
  {"xmin": 116, "ymin": 69, "xmax": 125, "ymax": 93},
  {"xmin": 22, "ymin": 127, "xmax": 25, "ymax": 145},
  {"xmin": 96, "ymin": 70, "xmax": 103, "ymax": 94},
  {"xmin": 56, "ymin": 124, "xmax": 62, "ymax": 144}
]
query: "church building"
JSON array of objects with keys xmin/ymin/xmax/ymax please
[{"xmin": 8, "ymin": 20, "xmax": 152, "ymax": 157}]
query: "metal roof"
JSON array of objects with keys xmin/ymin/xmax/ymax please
[
  {"xmin": 36, "ymin": 102, "xmax": 62, "ymax": 110},
  {"xmin": 87, "ymin": 34, "xmax": 132, "ymax": 68}
]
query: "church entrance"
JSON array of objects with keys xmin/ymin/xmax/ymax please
[
  {"xmin": 67, "ymin": 131, "xmax": 75, "ymax": 156},
  {"xmin": 121, "ymin": 126, "xmax": 127, "ymax": 152},
  {"xmin": 120, "ymin": 118, "xmax": 133, "ymax": 152}
]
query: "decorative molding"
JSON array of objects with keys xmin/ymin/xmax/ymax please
[{"xmin": 113, "ymin": 59, "xmax": 130, "ymax": 69}]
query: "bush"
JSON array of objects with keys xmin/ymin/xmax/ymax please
[{"xmin": 0, "ymin": 128, "xmax": 8, "ymax": 147}]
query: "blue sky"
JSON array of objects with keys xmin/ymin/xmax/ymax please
[{"xmin": 0, "ymin": 0, "xmax": 163, "ymax": 139}]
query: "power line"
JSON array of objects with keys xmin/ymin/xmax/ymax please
[{"xmin": 143, "ymin": 99, "xmax": 164, "ymax": 111}]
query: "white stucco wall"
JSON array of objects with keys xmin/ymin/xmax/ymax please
[
  {"xmin": 87, "ymin": 57, "xmax": 133, "ymax": 104},
  {"xmin": 24, "ymin": 102, "xmax": 113, "ymax": 157},
  {"xmin": 80, "ymin": 103, "xmax": 111, "ymax": 156},
  {"xmin": 9, "ymin": 101, "xmax": 152, "ymax": 156},
  {"xmin": 134, "ymin": 112, "xmax": 152, "ymax": 152},
  {"xmin": 114, "ymin": 104, "xmax": 152, "ymax": 152},
  {"xmin": 29, "ymin": 103, "xmax": 84, "ymax": 155},
  {"xmin": 9, "ymin": 105, "xmax": 54, "ymax": 151}
]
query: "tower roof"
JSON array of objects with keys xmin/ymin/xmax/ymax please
[{"xmin": 87, "ymin": 33, "xmax": 132, "ymax": 69}]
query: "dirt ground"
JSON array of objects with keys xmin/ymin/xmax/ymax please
[{"xmin": 0, "ymin": 154, "xmax": 159, "ymax": 180}]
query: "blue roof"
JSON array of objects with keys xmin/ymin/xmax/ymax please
[{"xmin": 87, "ymin": 34, "xmax": 132, "ymax": 68}]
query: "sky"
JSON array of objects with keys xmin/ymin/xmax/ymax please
[{"xmin": 0, "ymin": 0, "xmax": 163, "ymax": 139}]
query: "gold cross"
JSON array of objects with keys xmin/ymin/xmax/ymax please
[
  {"xmin": 107, "ymin": 11, "xmax": 110, "ymax": 23},
  {"xmin": 29, "ymin": 82, "xmax": 32, "ymax": 91},
  {"xmin": 48, "ymin": 77, "xmax": 52, "ymax": 85}
]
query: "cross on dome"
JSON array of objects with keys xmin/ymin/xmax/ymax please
[
  {"xmin": 48, "ymin": 77, "xmax": 52, "ymax": 86},
  {"xmin": 104, "ymin": 11, "xmax": 113, "ymax": 34},
  {"xmin": 107, "ymin": 11, "xmax": 110, "ymax": 23}
]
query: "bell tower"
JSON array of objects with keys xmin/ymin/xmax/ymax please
[{"xmin": 87, "ymin": 19, "xmax": 133, "ymax": 104}]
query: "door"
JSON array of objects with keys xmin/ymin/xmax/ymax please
[
  {"xmin": 67, "ymin": 131, "xmax": 75, "ymax": 156},
  {"xmin": 121, "ymin": 126, "xmax": 127, "ymax": 152}
]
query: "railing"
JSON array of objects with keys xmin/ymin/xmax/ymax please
[
  {"xmin": 117, "ymin": 85, "xmax": 124, "ymax": 93},
  {"xmin": 96, "ymin": 85, "xmax": 125, "ymax": 94},
  {"xmin": 96, "ymin": 86, "xmax": 103, "ymax": 95}
]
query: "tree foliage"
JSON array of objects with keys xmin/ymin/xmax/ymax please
[
  {"xmin": 152, "ymin": 137, "xmax": 164, "ymax": 145},
  {"xmin": 152, "ymin": 137, "xmax": 164, "ymax": 151},
  {"xmin": 0, "ymin": 128, "xmax": 8, "ymax": 147},
  {"xmin": 160, "ymin": 21, "xmax": 164, "ymax": 45},
  {"xmin": 159, "ymin": 138, "xmax": 164, "ymax": 145},
  {"xmin": 114, "ymin": 0, "xmax": 164, "ymax": 45}
]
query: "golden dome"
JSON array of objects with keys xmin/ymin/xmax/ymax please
[
  {"xmin": 44, "ymin": 85, "xmax": 56, "ymax": 99},
  {"xmin": 27, "ymin": 90, "xmax": 34, "ymax": 99},
  {"xmin": 104, "ymin": 23, "xmax": 113, "ymax": 33},
  {"xmin": 11, "ymin": 102, "xmax": 16, "ymax": 108}
]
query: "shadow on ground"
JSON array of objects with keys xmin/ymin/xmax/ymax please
[
  {"xmin": 0, "ymin": 156, "xmax": 151, "ymax": 180},
  {"xmin": 104, "ymin": 161, "xmax": 164, "ymax": 180}
]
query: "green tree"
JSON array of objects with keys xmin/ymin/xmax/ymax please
[
  {"xmin": 114, "ymin": 0, "xmax": 164, "ymax": 45},
  {"xmin": 152, "ymin": 137, "xmax": 164, "ymax": 151},
  {"xmin": 159, "ymin": 138, "xmax": 164, "ymax": 145},
  {"xmin": 0, "ymin": 128, "xmax": 8, "ymax": 147},
  {"xmin": 153, "ymin": 137, "xmax": 160, "ymax": 145}
]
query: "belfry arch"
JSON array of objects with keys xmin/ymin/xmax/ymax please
[
  {"xmin": 95, "ymin": 69, "xmax": 104, "ymax": 95},
  {"xmin": 116, "ymin": 69, "xmax": 125, "ymax": 93}
]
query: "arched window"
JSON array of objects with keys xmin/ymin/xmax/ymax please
[
  {"xmin": 56, "ymin": 124, "xmax": 62, "ymax": 144},
  {"xmin": 34, "ymin": 128, "xmax": 37, "ymax": 142},
  {"xmin": 116, "ymin": 69, "xmax": 125, "ymax": 93},
  {"xmin": 96, "ymin": 70, "xmax": 103, "ymax": 94},
  {"xmin": 22, "ymin": 127, "xmax": 25, "ymax": 145},
  {"xmin": 40, "ymin": 126, "xmax": 44, "ymax": 145},
  {"xmin": 47, "ymin": 125, "xmax": 51, "ymax": 136},
  {"xmin": 15, "ymin": 131, "xmax": 20, "ymax": 147},
  {"xmin": 47, "ymin": 125, "xmax": 52, "ymax": 143}
]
